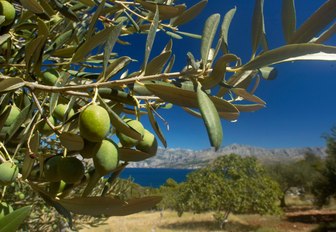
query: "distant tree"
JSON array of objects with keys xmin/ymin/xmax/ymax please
[
  {"xmin": 173, "ymin": 154, "xmax": 282, "ymax": 228},
  {"xmin": 313, "ymin": 126, "xmax": 336, "ymax": 207},
  {"xmin": 266, "ymin": 153, "xmax": 323, "ymax": 207}
]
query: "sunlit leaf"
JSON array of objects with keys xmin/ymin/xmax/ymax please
[
  {"xmin": 232, "ymin": 88, "xmax": 266, "ymax": 105},
  {"xmin": 119, "ymin": 148, "xmax": 155, "ymax": 162},
  {"xmin": 0, "ymin": 78, "xmax": 25, "ymax": 93},
  {"xmin": 145, "ymin": 102, "xmax": 167, "ymax": 148},
  {"xmin": 145, "ymin": 51, "xmax": 171, "ymax": 75},
  {"xmin": 87, "ymin": 0, "xmax": 105, "ymax": 40},
  {"xmin": 20, "ymin": 0, "xmax": 45, "ymax": 14},
  {"xmin": 143, "ymin": 6, "xmax": 159, "ymax": 70},
  {"xmin": 145, "ymin": 82, "xmax": 239, "ymax": 121},
  {"xmin": 58, "ymin": 196, "xmax": 162, "ymax": 216},
  {"xmin": 201, "ymin": 14, "xmax": 220, "ymax": 67},
  {"xmin": 197, "ymin": 83, "xmax": 222, "ymax": 151},
  {"xmin": 72, "ymin": 26, "xmax": 116, "ymax": 62},
  {"xmin": 220, "ymin": 7, "xmax": 236, "ymax": 54},
  {"xmin": 251, "ymin": 0, "xmax": 265, "ymax": 58},
  {"xmin": 99, "ymin": 56, "xmax": 131, "ymax": 82},
  {"xmin": 78, "ymin": 0, "xmax": 95, "ymax": 7},
  {"xmin": 240, "ymin": 43, "xmax": 336, "ymax": 70},
  {"xmin": 234, "ymin": 104, "xmax": 265, "ymax": 112},
  {"xmin": 282, "ymin": 0, "xmax": 296, "ymax": 43},
  {"xmin": 171, "ymin": 0, "xmax": 207, "ymax": 26},
  {"xmin": 103, "ymin": 23, "xmax": 123, "ymax": 79},
  {"xmin": 137, "ymin": 0, "xmax": 185, "ymax": 20},
  {"xmin": 258, "ymin": 66, "xmax": 277, "ymax": 80},
  {"xmin": 314, "ymin": 22, "xmax": 336, "ymax": 44},
  {"xmin": 289, "ymin": 0, "xmax": 336, "ymax": 43},
  {"xmin": 174, "ymin": 31, "xmax": 201, "ymax": 39},
  {"xmin": 201, "ymin": 54, "xmax": 239, "ymax": 89},
  {"xmin": 0, "ymin": 206, "xmax": 32, "ymax": 232}
]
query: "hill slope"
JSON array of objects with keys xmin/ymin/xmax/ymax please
[{"xmin": 127, "ymin": 144, "xmax": 327, "ymax": 169}]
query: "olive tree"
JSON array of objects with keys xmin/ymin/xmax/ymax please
[
  {"xmin": 0, "ymin": 0, "xmax": 335, "ymax": 230},
  {"xmin": 173, "ymin": 154, "xmax": 282, "ymax": 228}
]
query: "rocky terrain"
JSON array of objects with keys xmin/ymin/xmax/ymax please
[{"xmin": 127, "ymin": 144, "xmax": 327, "ymax": 169}]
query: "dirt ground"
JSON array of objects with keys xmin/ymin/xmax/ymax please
[{"xmin": 78, "ymin": 208, "xmax": 336, "ymax": 232}]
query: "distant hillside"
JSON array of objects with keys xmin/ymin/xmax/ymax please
[{"xmin": 127, "ymin": 144, "xmax": 327, "ymax": 169}]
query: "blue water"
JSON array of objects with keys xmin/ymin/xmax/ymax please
[{"xmin": 119, "ymin": 168, "xmax": 194, "ymax": 188}]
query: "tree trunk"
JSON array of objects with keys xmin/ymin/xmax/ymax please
[{"xmin": 280, "ymin": 194, "xmax": 286, "ymax": 208}]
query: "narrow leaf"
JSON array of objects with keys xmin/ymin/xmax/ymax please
[
  {"xmin": 282, "ymin": 0, "xmax": 296, "ymax": 43},
  {"xmin": 78, "ymin": 0, "xmax": 95, "ymax": 7},
  {"xmin": 145, "ymin": 102, "xmax": 167, "ymax": 148},
  {"xmin": 119, "ymin": 148, "xmax": 155, "ymax": 162},
  {"xmin": 145, "ymin": 81, "xmax": 239, "ymax": 114},
  {"xmin": 72, "ymin": 26, "xmax": 116, "ymax": 62},
  {"xmin": 20, "ymin": 0, "xmax": 45, "ymax": 14},
  {"xmin": 59, "ymin": 132, "xmax": 84, "ymax": 151},
  {"xmin": 137, "ymin": 0, "xmax": 185, "ymax": 20},
  {"xmin": 87, "ymin": 0, "xmax": 105, "ymax": 40},
  {"xmin": 172, "ymin": 0, "xmax": 208, "ymax": 26},
  {"xmin": 220, "ymin": 7, "xmax": 236, "ymax": 54},
  {"xmin": 99, "ymin": 56, "xmax": 131, "ymax": 82},
  {"xmin": 0, "ymin": 78, "xmax": 25, "ymax": 93},
  {"xmin": 145, "ymin": 51, "xmax": 171, "ymax": 75},
  {"xmin": 234, "ymin": 104, "xmax": 265, "ymax": 112},
  {"xmin": 143, "ymin": 6, "xmax": 159, "ymax": 70},
  {"xmin": 258, "ymin": 67, "xmax": 277, "ymax": 80},
  {"xmin": 0, "ymin": 206, "xmax": 32, "ymax": 232},
  {"xmin": 201, "ymin": 54, "xmax": 238, "ymax": 89},
  {"xmin": 240, "ymin": 43, "xmax": 336, "ymax": 70},
  {"xmin": 289, "ymin": 0, "xmax": 336, "ymax": 43},
  {"xmin": 231, "ymin": 88, "xmax": 266, "ymax": 105},
  {"xmin": 6, "ymin": 104, "xmax": 32, "ymax": 143},
  {"xmin": 103, "ymin": 23, "xmax": 123, "ymax": 79},
  {"xmin": 197, "ymin": 83, "xmax": 222, "ymax": 151},
  {"xmin": 201, "ymin": 14, "xmax": 220, "ymax": 67},
  {"xmin": 251, "ymin": 0, "xmax": 265, "ymax": 58},
  {"xmin": 97, "ymin": 95, "xmax": 142, "ymax": 140},
  {"xmin": 176, "ymin": 31, "xmax": 202, "ymax": 39},
  {"xmin": 58, "ymin": 196, "xmax": 162, "ymax": 216},
  {"xmin": 314, "ymin": 22, "xmax": 336, "ymax": 44},
  {"xmin": 0, "ymin": 34, "xmax": 10, "ymax": 45}
]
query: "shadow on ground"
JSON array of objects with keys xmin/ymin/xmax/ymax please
[{"xmin": 159, "ymin": 219, "xmax": 258, "ymax": 231}]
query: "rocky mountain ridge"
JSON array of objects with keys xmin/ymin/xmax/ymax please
[{"xmin": 127, "ymin": 144, "xmax": 327, "ymax": 169}]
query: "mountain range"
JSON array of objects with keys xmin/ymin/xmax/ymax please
[{"xmin": 127, "ymin": 144, "xmax": 327, "ymax": 169}]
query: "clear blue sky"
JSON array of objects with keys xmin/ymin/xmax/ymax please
[{"xmin": 116, "ymin": 1, "xmax": 336, "ymax": 150}]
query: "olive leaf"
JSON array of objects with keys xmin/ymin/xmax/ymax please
[
  {"xmin": 143, "ymin": 6, "xmax": 159, "ymax": 70},
  {"xmin": 87, "ymin": 0, "xmax": 105, "ymax": 40},
  {"xmin": 145, "ymin": 81, "xmax": 239, "ymax": 121},
  {"xmin": 58, "ymin": 196, "xmax": 162, "ymax": 216},
  {"xmin": 99, "ymin": 56, "xmax": 131, "ymax": 82},
  {"xmin": 0, "ymin": 78, "xmax": 25, "ymax": 94},
  {"xmin": 72, "ymin": 25, "xmax": 117, "ymax": 63},
  {"xmin": 145, "ymin": 102, "xmax": 167, "ymax": 148},
  {"xmin": 231, "ymin": 88, "xmax": 266, "ymax": 105},
  {"xmin": 119, "ymin": 148, "xmax": 155, "ymax": 162},
  {"xmin": 103, "ymin": 23, "xmax": 124, "ymax": 79},
  {"xmin": 314, "ymin": 22, "xmax": 336, "ymax": 44},
  {"xmin": 137, "ymin": 0, "xmax": 185, "ymax": 20},
  {"xmin": 171, "ymin": 0, "xmax": 208, "ymax": 26},
  {"xmin": 220, "ymin": 7, "xmax": 236, "ymax": 54},
  {"xmin": 59, "ymin": 132, "xmax": 84, "ymax": 151},
  {"xmin": 289, "ymin": 0, "xmax": 336, "ymax": 43},
  {"xmin": 258, "ymin": 66, "xmax": 277, "ymax": 80},
  {"xmin": 98, "ymin": 88, "xmax": 137, "ymax": 106},
  {"xmin": 201, "ymin": 54, "xmax": 239, "ymax": 89},
  {"xmin": 201, "ymin": 14, "xmax": 220, "ymax": 68},
  {"xmin": 240, "ymin": 43, "xmax": 336, "ymax": 70},
  {"xmin": 97, "ymin": 95, "xmax": 142, "ymax": 141},
  {"xmin": 0, "ymin": 34, "xmax": 10, "ymax": 45},
  {"xmin": 251, "ymin": 0, "xmax": 266, "ymax": 58},
  {"xmin": 0, "ymin": 206, "xmax": 32, "ymax": 232},
  {"xmin": 234, "ymin": 103, "xmax": 265, "ymax": 112},
  {"xmin": 196, "ymin": 82, "xmax": 222, "ymax": 151},
  {"xmin": 145, "ymin": 51, "xmax": 172, "ymax": 75},
  {"xmin": 282, "ymin": 0, "xmax": 296, "ymax": 43}
]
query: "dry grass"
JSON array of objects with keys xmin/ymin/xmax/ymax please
[{"xmin": 78, "ymin": 210, "xmax": 320, "ymax": 232}]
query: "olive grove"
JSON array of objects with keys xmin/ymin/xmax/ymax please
[{"xmin": 0, "ymin": 0, "xmax": 335, "ymax": 230}]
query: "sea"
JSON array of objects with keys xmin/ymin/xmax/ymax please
[{"xmin": 119, "ymin": 168, "xmax": 194, "ymax": 188}]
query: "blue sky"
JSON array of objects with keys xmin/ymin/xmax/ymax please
[{"xmin": 116, "ymin": 1, "xmax": 336, "ymax": 150}]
